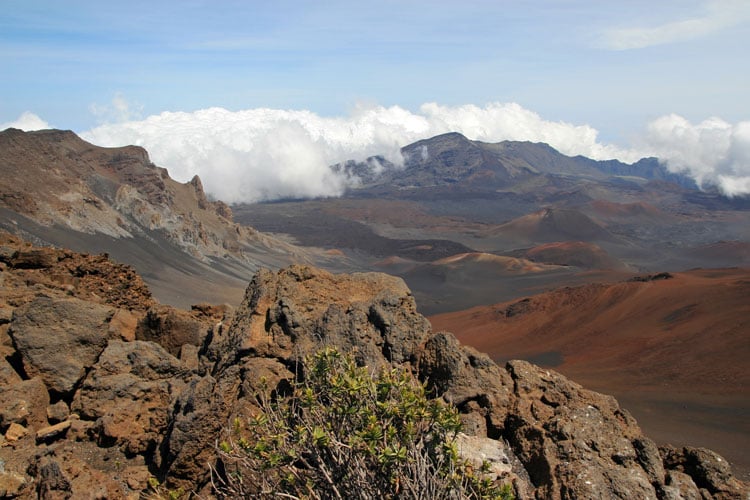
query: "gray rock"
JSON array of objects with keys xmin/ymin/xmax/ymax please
[
  {"xmin": 663, "ymin": 469, "xmax": 703, "ymax": 500},
  {"xmin": 9, "ymin": 296, "xmax": 115, "ymax": 395},
  {"xmin": 161, "ymin": 368, "xmax": 240, "ymax": 489},
  {"xmin": 418, "ymin": 331, "xmax": 514, "ymax": 436},
  {"xmin": 502, "ymin": 360, "xmax": 661, "ymax": 499},
  {"xmin": 36, "ymin": 458, "xmax": 71, "ymax": 499}
]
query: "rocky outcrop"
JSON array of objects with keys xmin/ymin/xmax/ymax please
[
  {"xmin": 0, "ymin": 234, "xmax": 213, "ymax": 497},
  {"xmin": 502, "ymin": 359, "xmax": 664, "ymax": 499},
  {"xmin": 660, "ymin": 446, "xmax": 748, "ymax": 499},
  {"xmin": 0, "ymin": 234, "xmax": 747, "ymax": 498},
  {"xmin": 0, "ymin": 232, "xmax": 154, "ymax": 312},
  {"xmin": 214, "ymin": 265, "xmax": 431, "ymax": 368}
]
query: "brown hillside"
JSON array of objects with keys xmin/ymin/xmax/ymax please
[
  {"xmin": 430, "ymin": 268, "xmax": 750, "ymax": 480},
  {"xmin": 524, "ymin": 241, "xmax": 626, "ymax": 269},
  {"xmin": 489, "ymin": 207, "xmax": 613, "ymax": 243}
]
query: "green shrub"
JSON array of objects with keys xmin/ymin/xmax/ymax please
[{"xmin": 215, "ymin": 347, "xmax": 513, "ymax": 499}]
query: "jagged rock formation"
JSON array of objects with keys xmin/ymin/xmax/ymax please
[{"xmin": 0, "ymin": 233, "xmax": 747, "ymax": 499}]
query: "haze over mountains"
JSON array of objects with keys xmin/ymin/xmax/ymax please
[{"xmin": 1, "ymin": 127, "xmax": 749, "ymax": 482}]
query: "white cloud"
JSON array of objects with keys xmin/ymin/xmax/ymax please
[
  {"xmin": 641, "ymin": 114, "xmax": 750, "ymax": 195},
  {"xmin": 1, "ymin": 112, "xmax": 51, "ymax": 131},
  {"xmin": 80, "ymin": 102, "xmax": 750, "ymax": 202},
  {"xmin": 81, "ymin": 102, "xmax": 642, "ymax": 203},
  {"xmin": 598, "ymin": 0, "xmax": 750, "ymax": 50},
  {"xmin": 417, "ymin": 102, "xmax": 640, "ymax": 162}
]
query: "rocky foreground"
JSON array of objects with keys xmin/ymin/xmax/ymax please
[{"xmin": 0, "ymin": 232, "xmax": 747, "ymax": 499}]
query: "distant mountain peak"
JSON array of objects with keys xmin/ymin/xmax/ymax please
[{"xmin": 341, "ymin": 132, "xmax": 699, "ymax": 194}]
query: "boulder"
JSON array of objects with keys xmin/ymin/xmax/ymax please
[
  {"xmin": 663, "ymin": 470, "xmax": 703, "ymax": 500},
  {"xmin": 0, "ymin": 355, "xmax": 22, "ymax": 386},
  {"xmin": 160, "ymin": 368, "xmax": 241, "ymax": 489},
  {"xmin": 9, "ymin": 297, "xmax": 115, "ymax": 396},
  {"xmin": 418, "ymin": 331, "xmax": 514, "ymax": 436},
  {"xmin": 0, "ymin": 469, "xmax": 27, "ymax": 498},
  {"xmin": 136, "ymin": 305, "xmax": 212, "ymax": 356},
  {"xmin": 661, "ymin": 445, "xmax": 748, "ymax": 499},
  {"xmin": 73, "ymin": 340, "xmax": 190, "ymax": 455},
  {"xmin": 4, "ymin": 422, "xmax": 28, "ymax": 442},
  {"xmin": 502, "ymin": 360, "xmax": 663, "ymax": 499},
  {"xmin": 35, "ymin": 420, "xmax": 71, "ymax": 443},
  {"xmin": 215, "ymin": 265, "xmax": 430, "ymax": 370},
  {"xmin": 46, "ymin": 401, "xmax": 70, "ymax": 424},
  {"xmin": 108, "ymin": 308, "xmax": 139, "ymax": 342},
  {"xmin": 35, "ymin": 458, "xmax": 72, "ymax": 500},
  {"xmin": 9, "ymin": 248, "xmax": 60, "ymax": 269}
]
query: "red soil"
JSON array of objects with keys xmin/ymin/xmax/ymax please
[{"xmin": 429, "ymin": 268, "xmax": 750, "ymax": 479}]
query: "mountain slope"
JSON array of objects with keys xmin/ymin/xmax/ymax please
[{"xmin": 0, "ymin": 128, "xmax": 345, "ymax": 306}]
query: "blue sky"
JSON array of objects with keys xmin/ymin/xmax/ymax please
[{"xmin": 2, "ymin": 0, "xmax": 750, "ymax": 200}]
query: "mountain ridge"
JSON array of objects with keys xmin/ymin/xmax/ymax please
[
  {"xmin": 339, "ymin": 131, "xmax": 697, "ymax": 191},
  {"xmin": 0, "ymin": 128, "xmax": 352, "ymax": 307}
]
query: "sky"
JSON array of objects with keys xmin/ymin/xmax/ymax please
[{"xmin": 1, "ymin": 0, "xmax": 749, "ymax": 201}]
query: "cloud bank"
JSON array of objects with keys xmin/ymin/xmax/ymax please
[
  {"xmin": 642, "ymin": 115, "xmax": 750, "ymax": 196},
  {"xmin": 1, "ymin": 112, "xmax": 51, "ymax": 131},
  {"xmin": 80, "ymin": 102, "xmax": 640, "ymax": 203},
  {"xmin": 77, "ymin": 102, "xmax": 749, "ymax": 202}
]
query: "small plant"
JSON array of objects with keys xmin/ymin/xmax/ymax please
[
  {"xmin": 215, "ymin": 347, "xmax": 513, "ymax": 499},
  {"xmin": 146, "ymin": 477, "xmax": 185, "ymax": 500}
]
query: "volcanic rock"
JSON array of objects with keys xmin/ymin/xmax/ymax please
[
  {"xmin": 503, "ymin": 359, "xmax": 663, "ymax": 499},
  {"xmin": 661, "ymin": 446, "xmax": 747, "ymax": 499},
  {"xmin": 35, "ymin": 420, "xmax": 71, "ymax": 443},
  {"xmin": 214, "ymin": 265, "xmax": 431, "ymax": 369},
  {"xmin": 136, "ymin": 305, "xmax": 214, "ymax": 357},
  {"xmin": 72, "ymin": 340, "xmax": 192, "ymax": 456},
  {"xmin": 8, "ymin": 297, "xmax": 118, "ymax": 396},
  {"xmin": 0, "ymin": 377, "xmax": 49, "ymax": 431},
  {"xmin": 418, "ymin": 331, "xmax": 514, "ymax": 436},
  {"xmin": 0, "ymin": 235, "xmax": 746, "ymax": 498}
]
